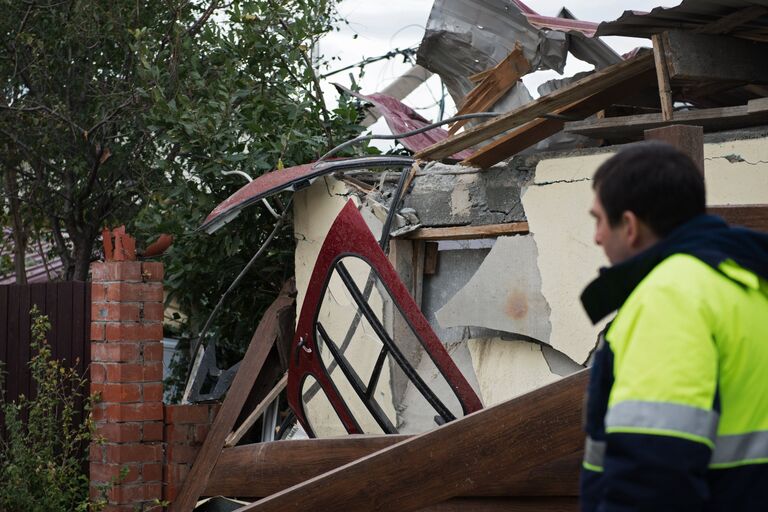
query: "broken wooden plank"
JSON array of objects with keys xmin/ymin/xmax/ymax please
[
  {"xmin": 415, "ymin": 52, "xmax": 655, "ymax": 161},
  {"xmin": 424, "ymin": 242, "xmax": 439, "ymax": 275},
  {"xmin": 563, "ymin": 99, "xmax": 768, "ymax": 139},
  {"xmin": 448, "ymin": 45, "xmax": 532, "ymax": 135},
  {"xmin": 399, "ymin": 222, "xmax": 529, "ymax": 241},
  {"xmin": 225, "ymin": 372, "xmax": 288, "ymax": 448},
  {"xmin": 462, "ymin": 67, "xmax": 658, "ymax": 169},
  {"xmin": 662, "ymin": 30, "xmax": 768, "ymax": 84},
  {"xmin": 233, "ymin": 370, "xmax": 588, "ymax": 512},
  {"xmin": 709, "ymin": 205, "xmax": 768, "ymax": 232},
  {"xmin": 416, "ymin": 497, "xmax": 579, "ymax": 512},
  {"xmin": 645, "ymin": 125, "xmax": 704, "ymax": 174},
  {"xmin": 169, "ymin": 282, "xmax": 296, "ymax": 512},
  {"xmin": 206, "ymin": 437, "xmax": 581, "ymax": 498},
  {"xmin": 652, "ymin": 34, "xmax": 674, "ymax": 122},
  {"xmin": 695, "ymin": 5, "xmax": 768, "ymax": 36},
  {"xmin": 748, "ymin": 97, "xmax": 768, "ymax": 114}
]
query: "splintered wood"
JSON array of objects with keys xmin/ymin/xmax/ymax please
[{"xmin": 448, "ymin": 44, "xmax": 532, "ymax": 136}]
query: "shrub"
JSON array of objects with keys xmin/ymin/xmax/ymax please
[{"xmin": 0, "ymin": 305, "xmax": 107, "ymax": 511}]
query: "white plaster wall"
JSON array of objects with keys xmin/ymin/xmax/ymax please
[
  {"xmin": 522, "ymin": 153, "xmax": 612, "ymax": 364},
  {"xmin": 467, "ymin": 338, "xmax": 560, "ymax": 406},
  {"xmin": 522, "ymin": 136, "xmax": 768, "ymax": 366},
  {"xmin": 705, "ymin": 138, "xmax": 768, "ymax": 205}
]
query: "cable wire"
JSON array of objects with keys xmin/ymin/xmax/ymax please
[{"xmin": 315, "ymin": 111, "xmax": 501, "ymax": 164}]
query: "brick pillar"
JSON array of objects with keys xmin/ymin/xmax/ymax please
[{"xmin": 90, "ymin": 261, "xmax": 165, "ymax": 511}]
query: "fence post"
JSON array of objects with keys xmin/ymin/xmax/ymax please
[{"xmin": 89, "ymin": 259, "xmax": 165, "ymax": 511}]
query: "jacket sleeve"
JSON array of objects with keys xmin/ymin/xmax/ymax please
[{"xmin": 599, "ymin": 273, "xmax": 718, "ymax": 512}]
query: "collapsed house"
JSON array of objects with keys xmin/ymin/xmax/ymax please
[{"xmin": 169, "ymin": 1, "xmax": 768, "ymax": 510}]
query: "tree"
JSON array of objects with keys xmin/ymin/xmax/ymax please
[{"xmin": 0, "ymin": 0, "xmax": 357, "ymax": 284}]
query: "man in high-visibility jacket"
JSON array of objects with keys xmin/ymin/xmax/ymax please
[{"xmin": 579, "ymin": 141, "xmax": 768, "ymax": 511}]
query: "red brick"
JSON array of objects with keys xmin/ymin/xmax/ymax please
[
  {"xmin": 93, "ymin": 303, "xmax": 141, "ymax": 322},
  {"xmin": 143, "ymin": 382, "xmax": 164, "ymax": 402},
  {"xmin": 143, "ymin": 422, "xmax": 164, "ymax": 442},
  {"xmin": 91, "ymin": 363, "xmax": 107, "ymax": 384},
  {"xmin": 103, "ymin": 362, "xmax": 163, "ymax": 383},
  {"xmin": 109, "ymin": 482, "xmax": 162, "ymax": 503},
  {"xmin": 100, "ymin": 383, "xmax": 143, "ymax": 403},
  {"xmin": 92, "ymin": 342, "xmax": 141, "ymax": 363},
  {"xmin": 142, "ymin": 462, "xmax": 163, "ymax": 482},
  {"xmin": 165, "ymin": 424, "xmax": 191, "ymax": 443},
  {"xmin": 165, "ymin": 444, "xmax": 199, "ymax": 464},
  {"xmin": 89, "ymin": 443, "xmax": 105, "ymax": 463},
  {"xmin": 95, "ymin": 422, "xmax": 142, "ymax": 443},
  {"xmin": 92, "ymin": 403, "xmax": 107, "ymax": 422},
  {"xmin": 142, "ymin": 342, "xmax": 164, "ymax": 362},
  {"xmin": 99, "ymin": 504, "xmax": 135, "ymax": 512},
  {"xmin": 144, "ymin": 361, "xmax": 163, "ymax": 381},
  {"xmin": 141, "ymin": 262, "xmax": 165, "ymax": 282},
  {"xmin": 91, "ymin": 463, "xmax": 140, "ymax": 483},
  {"xmin": 194, "ymin": 424, "xmax": 210, "ymax": 444},
  {"xmin": 165, "ymin": 404, "xmax": 210, "ymax": 425},
  {"xmin": 142, "ymin": 302, "xmax": 165, "ymax": 322},
  {"xmin": 164, "ymin": 463, "xmax": 189, "ymax": 486},
  {"xmin": 105, "ymin": 403, "xmax": 164, "ymax": 422},
  {"xmin": 105, "ymin": 363, "xmax": 144, "ymax": 383},
  {"xmin": 91, "ymin": 261, "xmax": 143, "ymax": 282},
  {"xmin": 105, "ymin": 323, "xmax": 163, "ymax": 342},
  {"xmin": 91, "ymin": 322, "xmax": 106, "ymax": 342},
  {"xmin": 106, "ymin": 443, "xmax": 163, "ymax": 464},
  {"xmin": 92, "ymin": 282, "xmax": 108, "ymax": 301},
  {"xmin": 106, "ymin": 282, "xmax": 163, "ymax": 303}
]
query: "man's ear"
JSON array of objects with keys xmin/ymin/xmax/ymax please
[{"xmin": 621, "ymin": 210, "xmax": 640, "ymax": 247}]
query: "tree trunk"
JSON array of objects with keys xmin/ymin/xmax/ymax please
[
  {"xmin": 4, "ymin": 167, "xmax": 28, "ymax": 284},
  {"xmin": 71, "ymin": 234, "xmax": 93, "ymax": 282}
]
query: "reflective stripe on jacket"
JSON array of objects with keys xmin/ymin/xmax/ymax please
[{"xmin": 581, "ymin": 253, "xmax": 768, "ymax": 512}]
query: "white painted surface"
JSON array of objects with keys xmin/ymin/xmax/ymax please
[{"xmin": 467, "ymin": 338, "xmax": 560, "ymax": 406}]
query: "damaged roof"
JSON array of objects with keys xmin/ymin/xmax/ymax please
[{"xmin": 597, "ymin": 1, "xmax": 768, "ymax": 40}]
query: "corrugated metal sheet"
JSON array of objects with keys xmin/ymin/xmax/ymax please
[
  {"xmin": 335, "ymin": 86, "xmax": 474, "ymax": 160},
  {"xmin": 0, "ymin": 229, "xmax": 64, "ymax": 284},
  {"xmin": 597, "ymin": 0, "xmax": 768, "ymax": 39}
]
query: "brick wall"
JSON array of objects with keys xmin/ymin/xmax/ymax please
[
  {"xmin": 164, "ymin": 403, "xmax": 220, "ymax": 503},
  {"xmin": 89, "ymin": 259, "xmax": 220, "ymax": 511}
]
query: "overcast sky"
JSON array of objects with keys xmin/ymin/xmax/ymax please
[{"xmin": 318, "ymin": 0, "xmax": 672, "ymax": 145}]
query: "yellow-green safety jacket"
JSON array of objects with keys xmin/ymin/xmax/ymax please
[{"xmin": 580, "ymin": 214, "xmax": 768, "ymax": 511}]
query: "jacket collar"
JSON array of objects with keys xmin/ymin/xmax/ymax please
[{"xmin": 580, "ymin": 214, "xmax": 768, "ymax": 324}]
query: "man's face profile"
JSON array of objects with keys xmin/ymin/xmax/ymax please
[{"xmin": 590, "ymin": 193, "xmax": 634, "ymax": 266}]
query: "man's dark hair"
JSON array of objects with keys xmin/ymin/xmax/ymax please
[{"xmin": 593, "ymin": 141, "xmax": 706, "ymax": 237}]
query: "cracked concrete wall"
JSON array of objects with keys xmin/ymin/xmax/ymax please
[
  {"xmin": 403, "ymin": 162, "xmax": 531, "ymax": 227},
  {"xmin": 523, "ymin": 133, "xmax": 768, "ymax": 366}
]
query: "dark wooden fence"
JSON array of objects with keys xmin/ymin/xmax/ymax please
[{"xmin": 0, "ymin": 281, "xmax": 91, "ymax": 406}]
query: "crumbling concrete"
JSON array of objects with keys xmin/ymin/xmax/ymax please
[{"xmin": 402, "ymin": 161, "xmax": 532, "ymax": 227}]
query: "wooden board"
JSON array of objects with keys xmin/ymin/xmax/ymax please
[
  {"xmin": 169, "ymin": 282, "xmax": 296, "ymax": 512},
  {"xmin": 709, "ymin": 205, "xmax": 768, "ymax": 232},
  {"xmin": 415, "ymin": 53, "xmax": 654, "ymax": 161},
  {"xmin": 663, "ymin": 30, "xmax": 768, "ymax": 84},
  {"xmin": 398, "ymin": 222, "xmax": 529, "ymax": 241},
  {"xmin": 652, "ymin": 34, "xmax": 674, "ymax": 122},
  {"xmin": 644, "ymin": 125, "xmax": 704, "ymax": 174},
  {"xmin": 448, "ymin": 45, "xmax": 531, "ymax": 135},
  {"xmin": 462, "ymin": 68, "xmax": 658, "ymax": 169},
  {"xmin": 415, "ymin": 497, "xmax": 579, "ymax": 512},
  {"xmin": 563, "ymin": 99, "xmax": 768, "ymax": 139},
  {"xmin": 206, "ymin": 438, "xmax": 581, "ymax": 498},
  {"xmin": 233, "ymin": 370, "xmax": 589, "ymax": 512}
]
